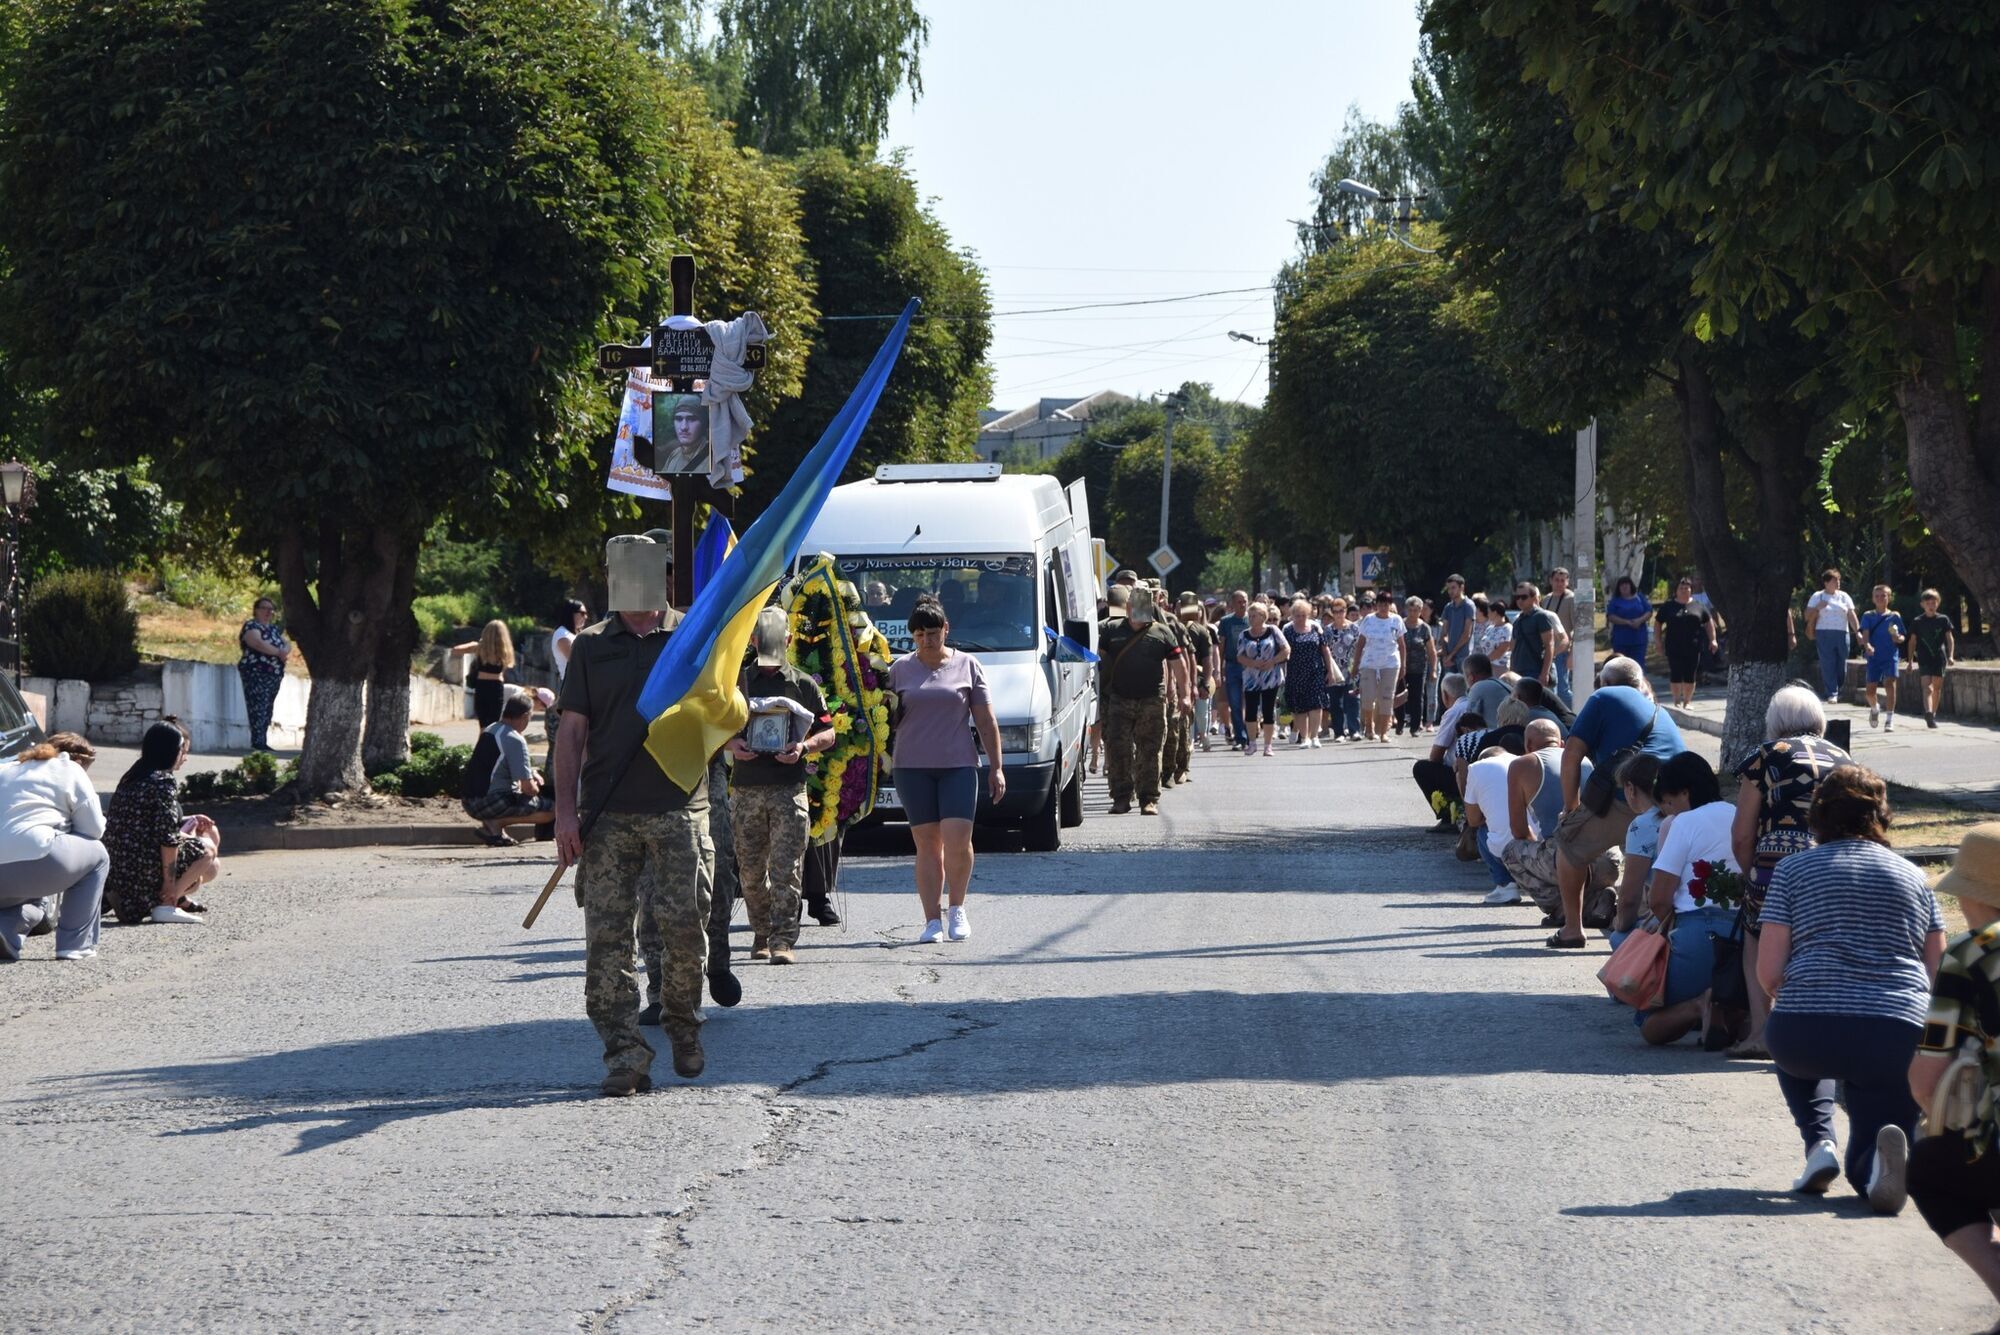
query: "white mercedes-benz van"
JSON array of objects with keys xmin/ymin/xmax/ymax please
[{"xmin": 799, "ymin": 463, "xmax": 1098, "ymax": 850}]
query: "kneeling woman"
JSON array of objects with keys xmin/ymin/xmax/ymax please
[
  {"xmin": 1633, "ymin": 751, "xmax": 1746, "ymax": 1046},
  {"xmin": 0, "ymin": 733, "xmax": 109, "ymax": 961},
  {"xmin": 104, "ymin": 722, "xmax": 221, "ymax": 926}
]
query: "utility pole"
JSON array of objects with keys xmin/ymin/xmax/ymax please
[
  {"xmin": 1572, "ymin": 417, "xmax": 1598, "ymax": 708},
  {"xmin": 1160, "ymin": 399, "xmax": 1175, "ymax": 560}
]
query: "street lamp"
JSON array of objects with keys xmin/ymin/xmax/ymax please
[
  {"xmin": 1227, "ymin": 330, "xmax": 1268, "ymax": 346},
  {"xmin": 0, "ymin": 459, "xmax": 30, "ymax": 688},
  {"xmin": 1332, "ymin": 178, "xmax": 1438, "ymax": 254}
]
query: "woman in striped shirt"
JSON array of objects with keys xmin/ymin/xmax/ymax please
[{"xmin": 1758, "ymin": 766, "xmax": 1946, "ymax": 1213}]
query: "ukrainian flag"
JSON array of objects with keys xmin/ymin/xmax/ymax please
[{"xmin": 636, "ymin": 300, "xmax": 919, "ymax": 793}]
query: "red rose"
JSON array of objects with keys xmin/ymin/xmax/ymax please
[{"xmin": 1692, "ymin": 859, "xmax": 1713, "ymax": 878}]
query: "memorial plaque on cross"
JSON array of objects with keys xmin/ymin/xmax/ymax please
[{"xmin": 598, "ymin": 255, "xmax": 764, "ymax": 607}]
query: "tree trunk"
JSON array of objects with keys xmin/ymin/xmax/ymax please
[
  {"xmin": 1896, "ymin": 295, "xmax": 2000, "ymax": 621},
  {"xmin": 1672, "ymin": 340, "xmax": 1816, "ymax": 768},
  {"xmin": 361, "ymin": 545, "xmax": 419, "ymax": 775},
  {"xmin": 278, "ymin": 516, "xmax": 420, "ymax": 799}
]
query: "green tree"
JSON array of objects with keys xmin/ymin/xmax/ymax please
[
  {"xmin": 607, "ymin": 0, "xmax": 925, "ymax": 155},
  {"xmin": 1479, "ymin": 0, "xmax": 2000, "ymax": 638},
  {"xmin": 1265, "ymin": 231, "xmax": 1565, "ymax": 599},
  {"xmin": 743, "ymin": 149, "xmax": 990, "ymax": 514},
  {"xmin": 0, "ymin": 0, "xmax": 730, "ymax": 794}
]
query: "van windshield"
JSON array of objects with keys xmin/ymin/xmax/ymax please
[{"xmin": 835, "ymin": 555, "xmax": 1038, "ymax": 654}]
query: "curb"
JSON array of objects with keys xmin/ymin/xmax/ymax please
[
  {"xmin": 229, "ymin": 823, "xmax": 552, "ymax": 853},
  {"xmin": 1664, "ymin": 705, "xmax": 1722, "ymax": 739}
]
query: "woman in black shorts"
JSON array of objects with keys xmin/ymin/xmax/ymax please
[{"xmin": 1655, "ymin": 577, "xmax": 1715, "ymax": 707}]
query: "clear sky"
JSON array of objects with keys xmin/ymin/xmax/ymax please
[{"xmin": 882, "ymin": 1, "xmax": 1423, "ymax": 412}]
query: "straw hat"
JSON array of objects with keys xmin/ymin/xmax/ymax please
[{"xmin": 1938, "ymin": 822, "xmax": 2000, "ymax": 909}]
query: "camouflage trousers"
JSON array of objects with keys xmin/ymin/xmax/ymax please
[
  {"xmin": 641, "ymin": 755, "xmax": 736, "ymax": 996},
  {"xmin": 583, "ymin": 806, "xmax": 713, "ymax": 1075},
  {"xmin": 1164, "ymin": 699, "xmax": 1191, "ymax": 778},
  {"xmin": 732, "ymin": 783, "xmax": 809, "ymax": 948},
  {"xmin": 1102, "ymin": 693, "xmax": 1166, "ymax": 804}
]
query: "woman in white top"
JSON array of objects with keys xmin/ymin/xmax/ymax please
[
  {"xmin": 0, "ymin": 733, "xmax": 109, "ymax": 962},
  {"xmin": 1633, "ymin": 751, "xmax": 1746, "ymax": 1047},
  {"xmin": 1804, "ymin": 567, "xmax": 1861, "ymax": 703},
  {"xmin": 546, "ymin": 599, "xmax": 589, "ymax": 771}
]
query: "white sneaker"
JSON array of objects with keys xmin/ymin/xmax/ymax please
[
  {"xmin": 55, "ymin": 947, "xmax": 97, "ymax": 961},
  {"xmin": 946, "ymin": 906, "xmax": 971, "ymax": 941},
  {"xmin": 1792, "ymin": 1139, "xmax": 1839, "ymax": 1194},
  {"xmin": 1867, "ymin": 1125, "xmax": 1909, "ymax": 1214},
  {"xmin": 149, "ymin": 904, "xmax": 205, "ymax": 926},
  {"xmin": 1483, "ymin": 883, "xmax": 1523, "ymax": 906},
  {"xmin": 917, "ymin": 918, "xmax": 944, "ymax": 944},
  {"xmin": 1309, "ymin": 737, "xmax": 1322, "ymax": 749},
  {"xmin": 1869, "ymin": 703, "xmax": 1880, "ymax": 727},
  {"xmin": 1884, "ymin": 716, "xmax": 1895, "ymax": 732}
]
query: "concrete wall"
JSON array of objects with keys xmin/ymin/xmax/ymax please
[
  {"xmin": 26, "ymin": 661, "xmax": 473, "ymax": 751},
  {"xmin": 1842, "ymin": 660, "xmax": 2000, "ymax": 721}
]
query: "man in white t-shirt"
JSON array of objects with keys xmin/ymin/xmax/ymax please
[
  {"xmin": 1462, "ymin": 745, "xmax": 1522, "ymax": 905},
  {"xmin": 1804, "ymin": 568, "xmax": 1861, "ymax": 704},
  {"xmin": 1354, "ymin": 596, "xmax": 1406, "ymax": 743}
]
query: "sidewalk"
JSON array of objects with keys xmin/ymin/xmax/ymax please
[
  {"xmin": 1666, "ymin": 688, "xmax": 2000, "ymax": 810},
  {"xmin": 86, "ymin": 717, "xmax": 492, "ymax": 796}
]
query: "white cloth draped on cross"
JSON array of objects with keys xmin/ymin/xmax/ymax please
[{"xmin": 605, "ymin": 310, "xmax": 770, "ymax": 500}]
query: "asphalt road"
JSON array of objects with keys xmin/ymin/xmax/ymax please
[{"xmin": 3, "ymin": 733, "xmax": 1991, "ymax": 1333}]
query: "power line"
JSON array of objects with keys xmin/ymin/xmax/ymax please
[{"xmin": 823, "ymin": 285, "xmax": 1273, "ymax": 322}]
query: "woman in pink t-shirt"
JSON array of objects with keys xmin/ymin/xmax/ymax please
[{"xmin": 887, "ymin": 595, "xmax": 1005, "ymax": 944}]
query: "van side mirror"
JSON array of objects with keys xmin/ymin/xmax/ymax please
[{"xmin": 1063, "ymin": 619, "xmax": 1092, "ymax": 646}]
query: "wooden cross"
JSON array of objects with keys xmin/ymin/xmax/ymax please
[{"xmin": 598, "ymin": 255, "xmax": 761, "ymax": 607}]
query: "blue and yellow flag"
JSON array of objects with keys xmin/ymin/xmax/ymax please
[{"xmin": 636, "ymin": 300, "xmax": 919, "ymax": 793}]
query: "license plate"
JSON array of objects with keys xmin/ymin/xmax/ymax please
[{"xmin": 877, "ymin": 785, "xmax": 899, "ymax": 809}]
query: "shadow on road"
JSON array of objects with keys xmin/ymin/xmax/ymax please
[{"xmin": 1563, "ymin": 1188, "xmax": 1859, "ymax": 1219}]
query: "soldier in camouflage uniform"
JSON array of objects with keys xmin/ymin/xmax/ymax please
[
  {"xmin": 640, "ymin": 749, "xmax": 739, "ymax": 1020},
  {"xmin": 1154, "ymin": 585, "xmax": 1194, "ymax": 787},
  {"xmin": 726, "ymin": 608, "xmax": 836, "ymax": 964},
  {"xmin": 555, "ymin": 535, "xmax": 714, "ymax": 1097},
  {"xmin": 1095, "ymin": 586, "xmax": 1183, "ymax": 816}
]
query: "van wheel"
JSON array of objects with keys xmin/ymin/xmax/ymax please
[
  {"xmin": 1024, "ymin": 779, "xmax": 1062, "ymax": 852},
  {"xmin": 1059, "ymin": 765, "xmax": 1084, "ymax": 828}
]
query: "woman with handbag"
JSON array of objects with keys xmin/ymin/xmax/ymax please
[
  {"xmin": 1729, "ymin": 685, "xmax": 1853, "ymax": 1060},
  {"xmin": 1906, "ymin": 823, "xmax": 2000, "ymax": 1304},
  {"xmin": 1757, "ymin": 766, "xmax": 1945, "ymax": 1212},
  {"xmin": 1626, "ymin": 752, "xmax": 1746, "ymax": 1046}
]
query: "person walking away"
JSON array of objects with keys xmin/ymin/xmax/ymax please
[
  {"xmin": 1156, "ymin": 587, "xmax": 1197, "ymax": 786},
  {"xmin": 1805, "ymin": 568, "xmax": 1860, "ymax": 703},
  {"xmin": 553, "ymin": 534, "xmax": 714, "ymax": 1097},
  {"xmin": 1906, "ymin": 823, "xmax": 2000, "ymax": 1304},
  {"xmin": 726, "ymin": 608, "xmax": 834, "ymax": 965},
  {"xmin": 1233, "ymin": 601, "xmax": 1288, "ymax": 757},
  {"xmin": 1909, "ymin": 588, "xmax": 1956, "ymax": 729},
  {"xmin": 1634, "ymin": 753, "xmax": 1746, "ymax": 1045},
  {"xmin": 103, "ymin": 720, "xmax": 218, "ymax": 926},
  {"xmin": 1355, "ymin": 593, "xmax": 1405, "ymax": 742},
  {"xmin": 1654, "ymin": 577, "xmax": 1715, "ymax": 708},
  {"xmin": 1177, "ymin": 599, "xmax": 1218, "ymax": 755},
  {"xmin": 1322, "ymin": 598, "xmax": 1361, "ymax": 740},
  {"xmin": 236, "ymin": 597, "xmax": 289, "ymax": 752},
  {"xmin": 0, "ymin": 733, "xmax": 107, "ymax": 962},
  {"xmin": 1281, "ymin": 599, "xmax": 1332, "ymax": 750},
  {"xmin": 887, "ymin": 595, "xmax": 1005, "ymax": 939},
  {"xmin": 453, "ymin": 620, "xmax": 516, "ymax": 729},
  {"xmin": 1757, "ymin": 766, "xmax": 1945, "ymax": 1211},
  {"xmin": 1729, "ymin": 685, "xmax": 1853, "ymax": 1060},
  {"xmin": 1604, "ymin": 576, "xmax": 1652, "ymax": 670},
  {"xmin": 465, "ymin": 693, "xmax": 557, "ymax": 845},
  {"xmin": 1397, "ymin": 596, "xmax": 1438, "ymax": 734},
  {"xmin": 1502, "ymin": 720, "xmax": 1616, "ymax": 923},
  {"xmin": 1859, "ymin": 583, "xmax": 1906, "ymax": 730},
  {"xmin": 1549, "ymin": 656, "xmax": 1687, "ymax": 947},
  {"xmin": 1439, "ymin": 575, "xmax": 1476, "ymax": 677},
  {"xmin": 1545, "ymin": 568, "xmax": 1579, "ymax": 706},
  {"xmin": 1215, "ymin": 590, "xmax": 1250, "ymax": 749}
]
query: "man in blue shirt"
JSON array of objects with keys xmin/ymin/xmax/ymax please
[
  {"xmin": 1439, "ymin": 574, "xmax": 1476, "ymax": 675},
  {"xmin": 1547, "ymin": 655, "xmax": 1685, "ymax": 947},
  {"xmin": 1214, "ymin": 589, "xmax": 1251, "ymax": 748},
  {"xmin": 1859, "ymin": 583, "xmax": 1906, "ymax": 732}
]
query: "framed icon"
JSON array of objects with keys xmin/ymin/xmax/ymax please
[{"xmin": 745, "ymin": 705, "xmax": 793, "ymax": 755}]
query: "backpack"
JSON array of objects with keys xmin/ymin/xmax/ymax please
[{"xmin": 461, "ymin": 728, "xmax": 503, "ymax": 802}]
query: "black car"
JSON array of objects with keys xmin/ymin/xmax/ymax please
[{"xmin": 0, "ymin": 671, "xmax": 44, "ymax": 759}]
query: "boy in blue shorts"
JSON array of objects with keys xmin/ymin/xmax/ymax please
[{"xmin": 1859, "ymin": 583, "xmax": 1905, "ymax": 731}]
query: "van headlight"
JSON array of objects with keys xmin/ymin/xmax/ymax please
[{"xmin": 996, "ymin": 723, "xmax": 1044, "ymax": 755}]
